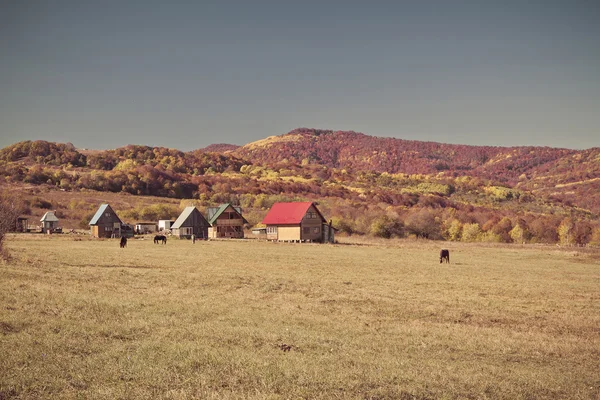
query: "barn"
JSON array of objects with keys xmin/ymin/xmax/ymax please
[
  {"xmin": 89, "ymin": 204, "xmax": 123, "ymax": 238},
  {"xmin": 171, "ymin": 206, "xmax": 209, "ymax": 239},
  {"xmin": 207, "ymin": 203, "xmax": 246, "ymax": 239},
  {"xmin": 261, "ymin": 202, "xmax": 335, "ymax": 243}
]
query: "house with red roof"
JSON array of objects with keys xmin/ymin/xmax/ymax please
[{"xmin": 261, "ymin": 202, "xmax": 335, "ymax": 243}]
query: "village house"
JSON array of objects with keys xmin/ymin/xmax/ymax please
[
  {"xmin": 170, "ymin": 206, "xmax": 209, "ymax": 239},
  {"xmin": 40, "ymin": 211, "xmax": 59, "ymax": 233},
  {"xmin": 89, "ymin": 204, "xmax": 123, "ymax": 238},
  {"xmin": 207, "ymin": 203, "xmax": 246, "ymax": 239},
  {"xmin": 261, "ymin": 202, "xmax": 336, "ymax": 243}
]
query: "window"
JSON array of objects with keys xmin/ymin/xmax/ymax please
[
  {"xmin": 105, "ymin": 212, "xmax": 111, "ymax": 218},
  {"xmin": 104, "ymin": 226, "xmax": 112, "ymax": 232},
  {"xmin": 313, "ymin": 227, "xmax": 320, "ymax": 234},
  {"xmin": 267, "ymin": 226, "xmax": 277, "ymax": 234}
]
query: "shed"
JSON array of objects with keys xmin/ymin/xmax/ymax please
[{"xmin": 40, "ymin": 211, "xmax": 59, "ymax": 233}]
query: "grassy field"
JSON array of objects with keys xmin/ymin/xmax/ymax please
[{"xmin": 1, "ymin": 235, "xmax": 599, "ymax": 399}]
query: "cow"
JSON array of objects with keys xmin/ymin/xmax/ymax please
[
  {"xmin": 120, "ymin": 236, "xmax": 127, "ymax": 248},
  {"xmin": 440, "ymin": 249, "xmax": 450, "ymax": 263},
  {"xmin": 154, "ymin": 235, "xmax": 167, "ymax": 244}
]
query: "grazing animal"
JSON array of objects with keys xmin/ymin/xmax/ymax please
[
  {"xmin": 154, "ymin": 235, "xmax": 167, "ymax": 244},
  {"xmin": 440, "ymin": 249, "xmax": 450, "ymax": 263},
  {"xmin": 120, "ymin": 236, "xmax": 127, "ymax": 248}
]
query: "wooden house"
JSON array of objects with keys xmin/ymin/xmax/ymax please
[
  {"xmin": 171, "ymin": 206, "xmax": 209, "ymax": 239},
  {"xmin": 40, "ymin": 211, "xmax": 59, "ymax": 233},
  {"xmin": 89, "ymin": 204, "xmax": 123, "ymax": 238},
  {"xmin": 207, "ymin": 203, "xmax": 246, "ymax": 239},
  {"xmin": 261, "ymin": 202, "xmax": 335, "ymax": 243}
]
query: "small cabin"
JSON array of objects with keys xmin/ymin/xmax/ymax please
[
  {"xmin": 207, "ymin": 203, "xmax": 246, "ymax": 239},
  {"xmin": 40, "ymin": 211, "xmax": 59, "ymax": 233},
  {"xmin": 262, "ymin": 202, "xmax": 335, "ymax": 243},
  {"xmin": 89, "ymin": 204, "xmax": 123, "ymax": 238},
  {"xmin": 171, "ymin": 206, "xmax": 209, "ymax": 239}
]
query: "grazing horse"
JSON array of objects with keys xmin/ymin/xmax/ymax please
[
  {"xmin": 440, "ymin": 249, "xmax": 450, "ymax": 264},
  {"xmin": 154, "ymin": 235, "xmax": 167, "ymax": 244},
  {"xmin": 120, "ymin": 236, "xmax": 127, "ymax": 248}
]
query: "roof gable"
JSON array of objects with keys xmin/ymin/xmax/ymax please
[
  {"xmin": 208, "ymin": 203, "xmax": 244, "ymax": 225},
  {"xmin": 262, "ymin": 202, "xmax": 324, "ymax": 225},
  {"xmin": 40, "ymin": 211, "xmax": 59, "ymax": 222},
  {"xmin": 89, "ymin": 204, "xmax": 122, "ymax": 225},
  {"xmin": 171, "ymin": 206, "xmax": 197, "ymax": 229}
]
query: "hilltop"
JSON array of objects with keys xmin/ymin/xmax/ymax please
[{"xmin": 1, "ymin": 129, "xmax": 599, "ymax": 244}]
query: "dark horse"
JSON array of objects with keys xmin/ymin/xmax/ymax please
[
  {"xmin": 120, "ymin": 236, "xmax": 127, "ymax": 248},
  {"xmin": 440, "ymin": 249, "xmax": 450, "ymax": 264},
  {"xmin": 154, "ymin": 235, "xmax": 167, "ymax": 244}
]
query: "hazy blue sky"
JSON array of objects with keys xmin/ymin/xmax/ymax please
[{"xmin": 1, "ymin": 1, "xmax": 599, "ymax": 150}]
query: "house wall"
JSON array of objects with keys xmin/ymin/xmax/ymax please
[
  {"xmin": 300, "ymin": 205, "xmax": 324, "ymax": 241},
  {"xmin": 212, "ymin": 205, "xmax": 244, "ymax": 238},
  {"xmin": 277, "ymin": 226, "xmax": 301, "ymax": 241},
  {"xmin": 158, "ymin": 220, "xmax": 172, "ymax": 231},
  {"xmin": 42, "ymin": 221, "xmax": 58, "ymax": 230}
]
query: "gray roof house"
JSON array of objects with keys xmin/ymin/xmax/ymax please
[
  {"xmin": 171, "ymin": 206, "xmax": 209, "ymax": 239},
  {"xmin": 40, "ymin": 211, "xmax": 59, "ymax": 233}
]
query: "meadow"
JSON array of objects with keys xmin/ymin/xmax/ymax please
[{"xmin": 1, "ymin": 235, "xmax": 599, "ymax": 399}]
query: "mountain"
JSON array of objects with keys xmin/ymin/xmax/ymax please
[
  {"xmin": 1, "ymin": 130, "xmax": 599, "ymax": 244},
  {"xmin": 231, "ymin": 128, "xmax": 587, "ymax": 182}
]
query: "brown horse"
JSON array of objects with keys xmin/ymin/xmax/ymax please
[
  {"xmin": 120, "ymin": 236, "xmax": 127, "ymax": 248},
  {"xmin": 440, "ymin": 249, "xmax": 450, "ymax": 263},
  {"xmin": 154, "ymin": 235, "xmax": 167, "ymax": 244}
]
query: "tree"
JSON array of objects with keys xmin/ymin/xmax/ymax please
[
  {"xmin": 462, "ymin": 223, "xmax": 482, "ymax": 242},
  {"xmin": 0, "ymin": 194, "xmax": 23, "ymax": 258},
  {"xmin": 557, "ymin": 217, "xmax": 576, "ymax": 246},
  {"xmin": 370, "ymin": 215, "xmax": 404, "ymax": 239},
  {"xmin": 509, "ymin": 224, "xmax": 528, "ymax": 244},
  {"xmin": 445, "ymin": 219, "xmax": 463, "ymax": 241},
  {"xmin": 589, "ymin": 227, "xmax": 600, "ymax": 247},
  {"xmin": 404, "ymin": 209, "xmax": 441, "ymax": 239}
]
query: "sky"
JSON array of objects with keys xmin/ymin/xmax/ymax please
[{"xmin": 1, "ymin": 1, "xmax": 599, "ymax": 151}]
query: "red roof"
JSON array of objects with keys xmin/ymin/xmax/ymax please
[{"xmin": 262, "ymin": 202, "xmax": 324, "ymax": 225}]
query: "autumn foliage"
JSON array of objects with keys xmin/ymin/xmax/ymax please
[{"xmin": 1, "ymin": 131, "xmax": 599, "ymax": 245}]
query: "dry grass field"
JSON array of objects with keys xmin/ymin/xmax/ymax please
[{"xmin": 1, "ymin": 235, "xmax": 599, "ymax": 399}]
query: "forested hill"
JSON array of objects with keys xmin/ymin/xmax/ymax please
[
  {"xmin": 230, "ymin": 128, "xmax": 596, "ymax": 185},
  {"xmin": 1, "ymin": 130, "xmax": 600, "ymax": 245}
]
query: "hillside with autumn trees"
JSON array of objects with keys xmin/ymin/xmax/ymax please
[{"xmin": 1, "ymin": 128, "xmax": 599, "ymax": 245}]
